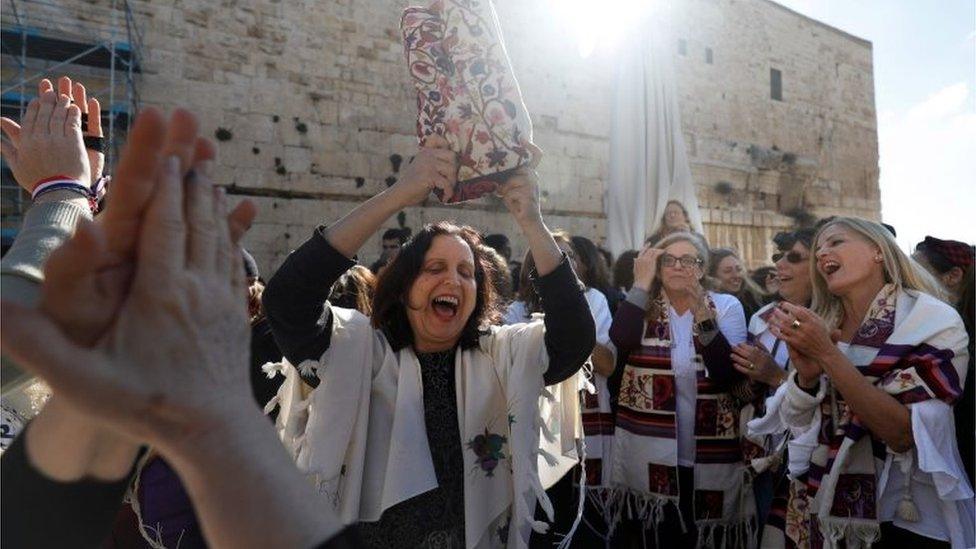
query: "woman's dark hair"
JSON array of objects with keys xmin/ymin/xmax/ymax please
[
  {"xmin": 570, "ymin": 236, "xmax": 612, "ymax": 293},
  {"xmin": 914, "ymin": 240, "xmax": 958, "ymax": 275},
  {"xmin": 773, "ymin": 228, "xmax": 816, "ymax": 253},
  {"xmin": 750, "ymin": 266, "xmax": 776, "ymax": 289},
  {"xmin": 612, "ymin": 250, "xmax": 639, "ymax": 291},
  {"xmin": 371, "ymin": 221, "xmax": 501, "ymax": 350},
  {"xmin": 517, "ymin": 230, "xmax": 572, "ymax": 315},
  {"xmin": 329, "ymin": 265, "xmax": 377, "ymax": 315}
]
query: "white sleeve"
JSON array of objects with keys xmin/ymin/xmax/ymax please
[
  {"xmin": 584, "ymin": 289, "xmax": 612, "ymax": 347},
  {"xmin": 908, "ymin": 399, "xmax": 975, "ymax": 501},
  {"xmin": 714, "ymin": 293, "xmax": 748, "ymax": 345}
]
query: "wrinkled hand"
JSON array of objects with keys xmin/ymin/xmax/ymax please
[
  {"xmin": 731, "ymin": 341, "xmax": 786, "ymax": 387},
  {"xmin": 40, "ymin": 108, "xmax": 255, "ymax": 347},
  {"xmin": 633, "ymin": 245, "xmax": 662, "ymax": 291},
  {"xmin": 395, "ymin": 134, "xmax": 457, "ymax": 205},
  {"xmin": 1, "ymin": 152, "xmax": 257, "ymax": 451},
  {"xmin": 0, "ymin": 79, "xmax": 89, "ymax": 191}
]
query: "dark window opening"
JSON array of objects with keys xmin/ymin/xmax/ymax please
[
  {"xmin": 705, "ymin": 48, "xmax": 713, "ymax": 64},
  {"xmin": 678, "ymin": 39, "xmax": 687, "ymax": 56},
  {"xmin": 770, "ymin": 68, "xmax": 782, "ymax": 101}
]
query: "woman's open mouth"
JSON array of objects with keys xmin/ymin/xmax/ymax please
[{"xmin": 431, "ymin": 295, "xmax": 460, "ymax": 320}]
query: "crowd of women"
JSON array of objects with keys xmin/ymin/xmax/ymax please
[{"xmin": 0, "ymin": 75, "xmax": 973, "ymax": 549}]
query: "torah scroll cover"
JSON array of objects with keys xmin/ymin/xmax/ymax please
[{"xmin": 401, "ymin": 0, "xmax": 536, "ymax": 203}]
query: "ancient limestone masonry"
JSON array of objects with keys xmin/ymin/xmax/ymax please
[{"xmin": 2, "ymin": 0, "xmax": 879, "ymax": 273}]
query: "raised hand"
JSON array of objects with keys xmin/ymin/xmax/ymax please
[
  {"xmin": 633, "ymin": 245, "xmax": 663, "ymax": 291},
  {"xmin": 0, "ymin": 79, "xmax": 89, "ymax": 191},
  {"xmin": 395, "ymin": 134, "xmax": 458, "ymax": 205}
]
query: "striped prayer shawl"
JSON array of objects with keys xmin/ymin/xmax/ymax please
[
  {"xmin": 609, "ymin": 293, "xmax": 756, "ymax": 547},
  {"xmin": 803, "ymin": 285, "xmax": 966, "ymax": 547}
]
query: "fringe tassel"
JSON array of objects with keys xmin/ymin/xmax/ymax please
[
  {"xmin": 262, "ymin": 395, "xmax": 280, "ymax": 415},
  {"xmin": 896, "ymin": 453, "xmax": 919, "ymax": 522}
]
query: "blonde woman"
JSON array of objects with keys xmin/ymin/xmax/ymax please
[{"xmin": 762, "ymin": 217, "xmax": 973, "ymax": 548}]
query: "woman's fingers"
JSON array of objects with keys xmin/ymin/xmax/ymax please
[
  {"xmin": 87, "ymin": 98, "xmax": 103, "ymax": 137},
  {"xmin": 57, "ymin": 76, "xmax": 72, "ymax": 98},
  {"xmin": 227, "ymin": 199, "xmax": 257, "ymax": 245},
  {"xmin": 162, "ymin": 109, "xmax": 200, "ymax": 176},
  {"xmin": 99, "ymin": 107, "xmax": 167, "ymax": 254},
  {"xmin": 64, "ymin": 104, "xmax": 82, "ymax": 137},
  {"xmin": 185, "ymin": 162, "xmax": 217, "ymax": 272},
  {"xmin": 35, "ymin": 91, "xmax": 58, "ymax": 136},
  {"xmin": 423, "ymin": 133, "xmax": 449, "ymax": 149},
  {"xmin": 1, "ymin": 117, "xmax": 21, "ymax": 147},
  {"xmin": 72, "ymin": 81, "xmax": 88, "ymax": 114},
  {"xmin": 136, "ymin": 156, "xmax": 186, "ymax": 287}
]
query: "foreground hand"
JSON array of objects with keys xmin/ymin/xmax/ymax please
[
  {"xmin": 1, "ymin": 130, "xmax": 257, "ymax": 453},
  {"xmin": 632, "ymin": 245, "xmax": 662, "ymax": 291},
  {"xmin": 0, "ymin": 79, "xmax": 89, "ymax": 190},
  {"xmin": 731, "ymin": 342, "xmax": 786, "ymax": 387},
  {"xmin": 689, "ymin": 278, "xmax": 714, "ymax": 323},
  {"xmin": 396, "ymin": 134, "xmax": 457, "ymax": 204}
]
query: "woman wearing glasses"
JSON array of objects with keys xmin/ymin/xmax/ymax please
[
  {"xmin": 731, "ymin": 228, "xmax": 816, "ymax": 546},
  {"xmin": 607, "ymin": 232, "xmax": 753, "ymax": 547}
]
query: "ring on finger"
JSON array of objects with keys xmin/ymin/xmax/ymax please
[
  {"xmin": 791, "ymin": 319, "xmax": 801, "ymax": 329},
  {"xmin": 747, "ymin": 362, "xmax": 755, "ymax": 370}
]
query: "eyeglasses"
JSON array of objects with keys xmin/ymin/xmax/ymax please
[
  {"xmin": 772, "ymin": 251, "xmax": 809, "ymax": 264},
  {"xmin": 660, "ymin": 254, "xmax": 703, "ymax": 268}
]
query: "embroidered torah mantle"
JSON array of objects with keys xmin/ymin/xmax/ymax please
[{"xmin": 401, "ymin": 0, "xmax": 537, "ymax": 203}]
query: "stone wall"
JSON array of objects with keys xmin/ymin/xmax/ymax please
[{"xmin": 1, "ymin": 0, "xmax": 879, "ymax": 272}]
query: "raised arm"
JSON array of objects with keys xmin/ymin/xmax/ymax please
[
  {"xmin": 496, "ymin": 157, "xmax": 594, "ymax": 384},
  {"xmin": 263, "ymin": 139, "xmax": 457, "ymax": 367}
]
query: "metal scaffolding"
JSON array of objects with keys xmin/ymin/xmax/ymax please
[{"xmin": 0, "ymin": 0, "xmax": 143, "ymax": 239}]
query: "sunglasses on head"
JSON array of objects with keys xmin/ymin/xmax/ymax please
[{"xmin": 772, "ymin": 251, "xmax": 808, "ymax": 264}]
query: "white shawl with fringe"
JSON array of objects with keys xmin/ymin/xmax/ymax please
[{"xmin": 268, "ymin": 307, "xmax": 584, "ymax": 548}]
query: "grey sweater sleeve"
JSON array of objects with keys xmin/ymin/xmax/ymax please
[{"xmin": 1, "ymin": 197, "xmax": 90, "ymax": 391}]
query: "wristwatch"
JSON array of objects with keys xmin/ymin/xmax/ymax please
[{"xmin": 695, "ymin": 318, "xmax": 717, "ymax": 333}]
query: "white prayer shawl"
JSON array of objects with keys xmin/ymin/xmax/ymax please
[
  {"xmin": 272, "ymin": 307, "xmax": 584, "ymax": 549},
  {"xmin": 752, "ymin": 289, "xmax": 975, "ymax": 548}
]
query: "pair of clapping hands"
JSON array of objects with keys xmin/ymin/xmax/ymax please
[
  {"xmin": 1, "ymin": 105, "xmax": 257, "ymax": 455},
  {"xmin": 732, "ymin": 302, "xmax": 840, "ymax": 390}
]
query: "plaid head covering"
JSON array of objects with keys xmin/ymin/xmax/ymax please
[{"xmin": 917, "ymin": 236, "xmax": 975, "ymax": 271}]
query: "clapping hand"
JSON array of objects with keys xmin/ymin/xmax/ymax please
[
  {"xmin": 0, "ymin": 79, "xmax": 89, "ymax": 191},
  {"xmin": 768, "ymin": 302, "xmax": 839, "ymax": 388},
  {"xmin": 0, "ymin": 108, "xmax": 258, "ymax": 450},
  {"xmin": 731, "ymin": 341, "xmax": 786, "ymax": 387}
]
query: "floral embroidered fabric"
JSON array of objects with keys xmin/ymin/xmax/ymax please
[
  {"xmin": 400, "ymin": 0, "xmax": 536, "ymax": 203},
  {"xmin": 358, "ymin": 349, "xmax": 466, "ymax": 548}
]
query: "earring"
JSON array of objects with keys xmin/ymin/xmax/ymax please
[{"xmin": 874, "ymin": 254, "xmax": 883, "ymax": 263}]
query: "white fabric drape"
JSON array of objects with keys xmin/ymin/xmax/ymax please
[{"xmin": 605, "ymin": 12, "xmax": 702, "ymax": 256}]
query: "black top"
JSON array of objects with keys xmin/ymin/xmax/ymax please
[
  {"xmin": 250, "ymin": 316, "xmax": 285, "ymax": 420},
  {"xmin": 359, "ymin": 349, "xmax": 466, "ymax": 548},
  {"xmin": 1, "ymin": 424, "xmax": 139, "ymax": 548},
  {"xmin": 263, "ymin": 227, "xmax": 595, "ymax": 548}
]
